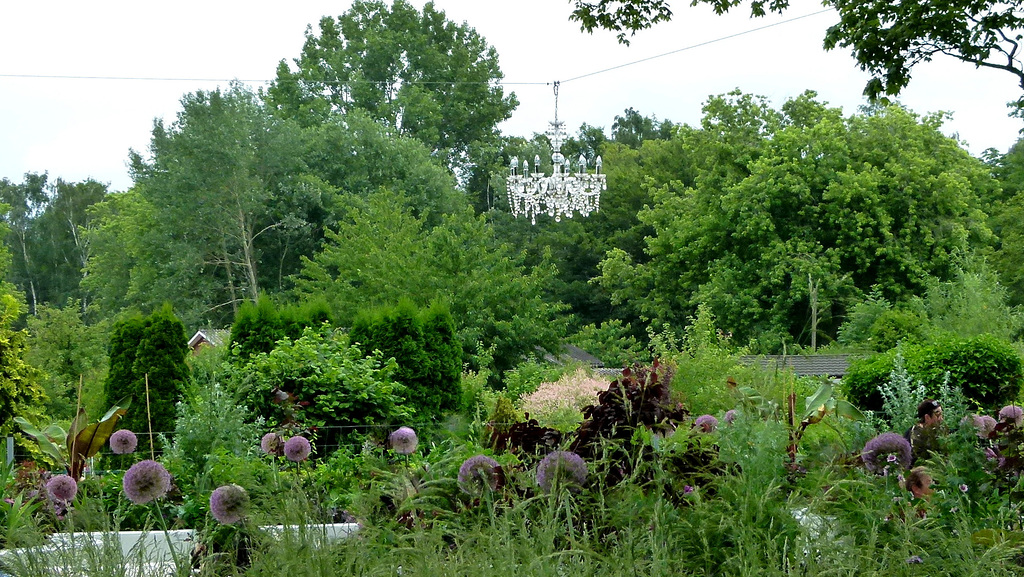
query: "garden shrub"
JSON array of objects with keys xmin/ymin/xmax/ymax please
[
  {"xmin": 868, "ymin": 308, "xmax": 927, "ymax": 351},
  {"xmin": 102, "ymin": 304, "xmax": 189, "ymax": 439},
  {"xmin": 229, "ymin": 299, "xmax": 285, "ymax": 360},
  {"xmin": 569, "ymin": 319, "xmax": 648, "ymax": 367},
  {"xmin": 235, "ymin": 325, "xmax": 411, "ymax": 448},
  {"xmin": 519, "ymin": 368, "xmax": 607, "ymax": 431},
  {"xmin": 844, "ymin": 335, "xmax": 1024, "ymax": 412},
  {"xmin": 502, "ymin": 359, "xmax": 569, "ymax": 403},
  {"xmin": 160, "ymin": 384, "xmax": 265, "ymax": 492},
  {"xmin": 230, "ymin": 298, "xmax": 335, "ymax": 361},
  {"xmin": 350, "ymin": 300, "xmax": 461, "ymax": 421}
]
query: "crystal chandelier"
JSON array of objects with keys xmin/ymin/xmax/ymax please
[{"xmin": 507, "ymin": 82, "xmax": 606, "ymax": 224}]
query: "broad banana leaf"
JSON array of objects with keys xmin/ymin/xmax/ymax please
[
  {"xmin": 801, "ymin": 382, "xmax": 834, "ymax": 421},
  {"xmin": 68, "ymin": 406, "xmax": 127, "ymax": 479},
  {"xmin": 70, "ymin": 407, "xmax": 127, "ymax": 461},
  {"xmin": 66, "ymin": 408, "xmax": 89, "ymax": 460}
]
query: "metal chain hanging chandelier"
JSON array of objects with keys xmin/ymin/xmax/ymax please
[{"xmin": 506, "ymin": 81, "xmax": 606, "ymax": 224}]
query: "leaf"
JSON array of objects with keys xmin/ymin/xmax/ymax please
[
  {"xmin": 71, "ymin": 407, "xmax": 127, "ymax": 461},
  {"xmin": 14, "ymin": 417, "xmax": 65, "ymax": 465},
  {"xmin": 801, "ymin": 381, "xmax": 834, "ymax": 421},
  {"xmin": 66, "ymin": 408, "xmax": 89, "ymax": 459},
  {"xmin": 835, "ymin": 400, "xmax": 866, "ymax": 421},
  {"xmin": 100, "ymin": 397, "xmax": 132, "ymax": 422}
]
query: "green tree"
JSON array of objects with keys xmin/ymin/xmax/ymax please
[
  {"xmin": 0, "ymin": 174, "xmax": 48, "ymax": 315},
  {"xmin": 611, "ymin": 107, "xmax": 675, "ymax": 149},
  {"xmin": 103, "ymin": 305, "xmax": 189, "ymax": 440},
  {"xmin": 570, "ymin": 0, "xmax": 1024, "ymax": 110},
  {"xmin": 351, "ymin": 300, "xmax": 461, "ymax": 419},
  {"xmin": 0, "ymin": 175, "xmax": 107, "ymax": 317},
  {"xmin": 235, "ymin": 325, "xmax": 410, "ymax": 445},
  {"xmin": 266, "ymin": 0, "xmax": 517, "ymax": 173},
  {"xmin": 599, "ymin": 92, "xmax": 994, "ymax": 350},
  {"xmin": 26, "ymin": 300, "xmax": 109, "ymax": 419},
  {"xmin": 294, "ymin": 189, "xmax": 567, "ymax": 379},
  {"xmin": 0, "ymin": 292, "xmax": 44, "ymax": 436}
]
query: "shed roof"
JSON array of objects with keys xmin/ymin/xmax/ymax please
[{"xmin": 738, "ymin": 354, "xmax": 854, "ymax": 377}]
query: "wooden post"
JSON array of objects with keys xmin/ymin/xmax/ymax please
[{"xmin": 146, "ymin": 373, "xmax": 156, "ymax": 460}]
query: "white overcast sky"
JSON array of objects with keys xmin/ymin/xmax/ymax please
[{"xmin": 2, "ymin": 0, "xmax": 1022, "ymax": 192}]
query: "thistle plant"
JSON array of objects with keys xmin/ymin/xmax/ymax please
[
  {"xmin": 878, "ymin": 350, "xmax": 926, "ymax": 433},
  {"xmin": 998, "ymin": 404, "xmax": 1023, "ymax": 427},
  {"xmin": 122, "ymin": 459, "xmax": 181, "ymax": 570},
  {"xmin": 694, "ymin": 415, "xmax": 719, "ymax": 433},
  {"xmin": 210, "ymin": 484, "xmax": 249, "ymax": 525},
  {"xmin": 284, "ymin": 436, "xmax": 311, "ymax": 463},
  {"xmin": 389, "ymin": 427, "xmax": 418, "ymax": 456},
  {"xmin": 109, "ymin": 429, "xmax": 138, "ymax": 455}
]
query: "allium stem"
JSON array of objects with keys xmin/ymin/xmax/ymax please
[{"xmin": 154, "ymin": 501, "xmax": 183, "ymax": 571}]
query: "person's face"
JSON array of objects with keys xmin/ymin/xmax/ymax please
[
  {"xmin": 924, "ymin": 406, "xmax": 943, "ymax": 427},
  {"xmin": 910, "ymin": 475, "xmax": 934, "ymax": 499}
]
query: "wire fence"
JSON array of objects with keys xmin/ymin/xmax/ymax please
[{"xmin": 4, "ymin": 420, "xmax": 532, "ymax": 469}]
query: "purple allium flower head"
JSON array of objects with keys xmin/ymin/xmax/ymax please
[
  {"xmin": 209, "ymin": 484, "xmax": 249, "ymax": 524},
  {"xmin": 683, "ymin": 485, "xmax": 695, "ymax": 494},
  {"xmin": 46, "ymin": 474, "xmax": 78, "ymax": 502},
  {"xmin": 999, "ymin": 405, "xmax": 1023, "ymax": 426},
  {"xmin": 389, "ymin": 427, "xmax": 418, "ymax": 455},
  {"xmin": 536, "ymin": 451, "xmax": 588, "ymax": 493},
  {"xmin": 123, "ymin": 460, "xmax": 171, "ymax": 504},
  {"xmin": 284, "ymin": 436, "xmax": 311, "ymax": 462},
  {"xmin": 723, "ymin": 409, "xmax": 737, "ymax": 425},
  {"xmin": 861, "ymin": 432, "xmax": 912, "ymax": 474},
  {"xmin": 971, "ymin": 414, "xmax": 997, "ymax": 438},
  {"xmin": 458, "ymin": 455, "xmax": 500, "ymax": 496},
  {"xmin": 109, "ymin": 429, "xmax": 138, "ymax": 455},
  {"xmin": 694, "ymin": 414, "xmax": 718, "ymax": 433},
  {"xmin": 260, "ymin": 432, "xmax": 282, "ymax": 455}
]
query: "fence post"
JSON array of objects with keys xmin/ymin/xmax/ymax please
[{"xmin": 5, "ymin": 436, "xmax": 13, "ymax": 465}]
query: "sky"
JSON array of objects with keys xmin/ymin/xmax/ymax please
[{"xmin": 2, "ymin": 0, "xmax": 1022, "ymax": 192}]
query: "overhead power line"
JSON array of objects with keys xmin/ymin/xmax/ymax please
[{"xmin": 0, "ymin": 9, "xmax": 834, "ymax": 88}]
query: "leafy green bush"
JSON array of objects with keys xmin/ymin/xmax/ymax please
[
  {"xmin": 844, "ymin": 335, "xmax": 1024, "ymax": 411},
  {"xmin": 868, "ymin": 308, "xmax": 926, "ymax": 351},
  {"xmin": 229, "ymin": 298, "xmax": 335, "ymax": 361},
  {"xmin": 569, "ymin": 320, "xmax": 648, "ymax": 367},
  {"xmin": 161, "ymin": 384, "xmax": 265, "ymax": 492},
  {"xmin": 235, "ymin": 325, "xmax": 411, "ymax": 445}
]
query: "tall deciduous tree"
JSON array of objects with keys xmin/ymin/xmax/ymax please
[
  {"xmin": 570, "ymin": 0, "xmax": 1024, "ymax": 111},
  {"xmin": 294, "ymin": 189, "xmax": 567, "ymax": 378},
  {"xmin": 266, "ymin": 0, "xmax": 517, "ymax": 173},
  {"xmin": 0, "ymin": 175, "xmax": 107, "ymax": 317},
  {"xmin": 599, "ymin": 91, "xmax": 994, "ymax": 350},
  {"xmin": 0, "ymin": 174, "xmax": 48, "ymax": 315}
]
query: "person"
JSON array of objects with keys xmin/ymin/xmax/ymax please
[
  {"xmin": 904, "ymin": 399, "xmax": 944, "ymax": 465},
  {"xmin": 904, "ymin": 466, "xmax": 935, "ymax": 500}
]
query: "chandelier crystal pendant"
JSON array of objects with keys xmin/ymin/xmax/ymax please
[{"xmin": 507, "ymin": 82, "xmax": 606, "ymax": 224}]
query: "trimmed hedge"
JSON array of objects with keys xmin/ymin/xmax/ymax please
[
  {"xmin": 350, "ymin": 300, "xmax": 461, "ymax": 420},
  {"xmin": 103, "ymin": 304, "xmax": 189, "ymax": 437},
  {"xmin": 229, "ymin": 298, "xmax": 333, "ymax": 360},
  {"xmin": 843, "ymin": 334, "xmax": 1024, "ymax": 412}
]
